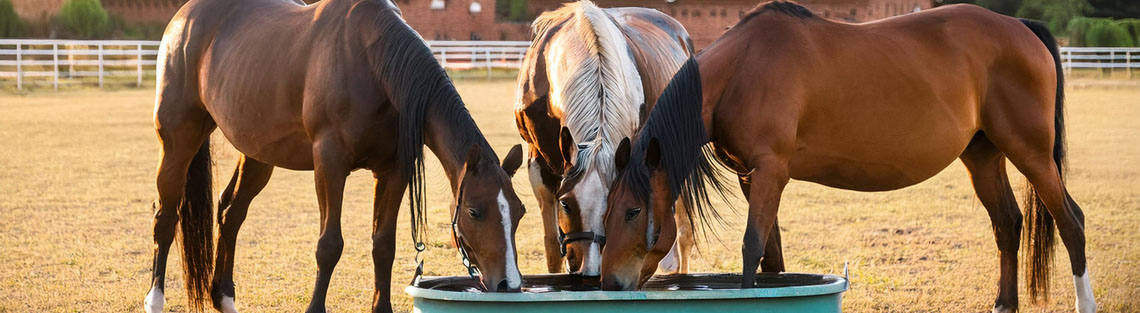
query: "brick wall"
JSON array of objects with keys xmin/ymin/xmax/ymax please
[
  {"xmin": 395, "ymin": 0, "xmax": 532, "ymax": 41},
  {"xmin": 530, "ymin": 0, "xmax": 936, "ymax": 49}
]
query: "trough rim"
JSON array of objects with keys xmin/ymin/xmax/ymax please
[{"xmin": 405, "ymin": 272, "xmax": 848, "ymax": 302}]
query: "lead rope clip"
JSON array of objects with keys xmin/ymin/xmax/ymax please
[{"xmin": 411, "ymin": 241, "xmax": 426, "ymax": 287}]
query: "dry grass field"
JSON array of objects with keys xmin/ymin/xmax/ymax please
[{"xmin": 1, "ymin": 82, "xmax": 1138, "ymax": 312}]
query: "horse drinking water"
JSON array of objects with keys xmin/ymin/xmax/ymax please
[
  {"xmin": 514, "ymin": 0, "xmax": 701, "ymax": 277},
  {"xmin": 600, "ymin": 3, "xmax": 1095, "ymax": 313},
  {"xmin": 145, "ymin": 0, "xmax": 525, "ymax": 312}
]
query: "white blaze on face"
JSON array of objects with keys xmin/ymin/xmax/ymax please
[
  {"xmin": 575, "ymin": 169, "xmax": 608, "ymax": 276},
  {"xmin": 1075, "ymin": 267, "xmax": 1096, "ymax": 313},
  {"xmin": 498, "ymin": 189, "xmax": 521, "ymax": 289},
  {"xmin": 144, "ymin": 286, "xmax": 163, "ymax": 313}
]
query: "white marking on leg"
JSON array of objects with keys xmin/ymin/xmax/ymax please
[
  {"xmin": 658, "ymin": 240, "xmax": 680, "ymax": 274},
  {"xmin": 498, "ymin": 190, "xmax": 521, "ymax": 289},
  {"xmin": 991, "ymin": 305, "xmax": 1011, "ymax": 313},
  {"xmin": 144, "ymin": 286, "xmax": 163, "ymax": 313},
  {"xmin": 220, "ymin": 296, "xmax": 238, "ymax": 313},
  {"xmin": 1074, "ymin": 267, "xmax": 1096, "ymax": 313}
]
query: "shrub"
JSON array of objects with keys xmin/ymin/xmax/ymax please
[
  {"xmin": 0, "ymin": 0, "xmax": 23, "ymax": 37},
  {"xmin": 1067, "ymin": 17, "xmax": 1112, "ymax": 46},
  {"xmin": 1118, "ymin": 19, "xmax": 1140, "ymax": 47},
  {"xmin": 58, "ymin": 0, "xmax": 110, "ymax": 39},
  {"xmin": 1085, "ymin": 21, "xmax": 1134, "ymax": 47}
]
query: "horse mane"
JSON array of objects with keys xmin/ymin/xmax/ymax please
[
  {"xmin": 625, "ymin": 58, "xmax": 731, "ymax": 239},
  {"xmin": 739, "ymin": 1, "xmax": 816, "ymax": 25},
  {"xmin": 533, "ymin": 1, "xmax": 644, "ymax": 184},
  {"xmin": 364, "ymin": 6, "xmax": 495, "ymax": 243}
]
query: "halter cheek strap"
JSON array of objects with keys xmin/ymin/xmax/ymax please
[{"xmin": 451, "ymin": 185, "xmax": 481, "ymax": 279}]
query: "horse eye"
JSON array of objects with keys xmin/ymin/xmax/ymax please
[
  {"xmin": 625, "ymin": 207, "xmax": 641, "ymax": 221},
  {"xmin": 468, "ymin": 207, "xmax": 481, "ymax": 219},
  {"xmin": 559, "ymin": 200, "xmax": 571, "ymax": 213}
]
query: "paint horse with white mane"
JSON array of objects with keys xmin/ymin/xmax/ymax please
[{"xmin": 515, "ymin": 1, "xmax": 705, "ymax": 276}]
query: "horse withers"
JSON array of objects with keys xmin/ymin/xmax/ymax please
[
  {"xmin": 146, "ymin": 0, "xmax": 525, "ymax": 312},
  {"xmin": 600, "ymin": 2, "xmax": 1095, "ymax": 313},
  {"xmin": 514, "ymin": 0, "xmax": 704, "ymax": 277}
]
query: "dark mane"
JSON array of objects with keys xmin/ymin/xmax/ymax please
[
  {"xmin": 366, "ymin": 7, "xmax": 495, "ymax": 243},
  {"xmin": 739, "ymin": 1, "xmax": 815, "ymax": 25},
  {"xmin": 625, "ymin": 58, "xmax": 731, "ymax": 238}
]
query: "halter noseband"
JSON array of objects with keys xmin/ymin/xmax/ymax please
[{"xmin": 557, "ymin": 227, "xmax": 607, "ymax": 256}]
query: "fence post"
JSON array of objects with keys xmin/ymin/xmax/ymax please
[
  {"xmin": 1128, "ymin": 50, "xmax": 1132, "ymax": 79},
  {"xmin": 137, "ymin": 44, "xmax": 143, "ymax": 87},
  {"xmin": 1109, "ymin": 50, "xmax": 1115, "ymax": 79},
  {"xmin": 16, "ymin": 43, "xmax": 22, "ymax": 90},
  {"xmin": 98, "ymin": 43, "xmax": 105, "ymax": 88},
  {"xmin": 53, "ymin": 44, "xmax": 59, "ymax": 90},
  {"xmin": 485, "ymin": 48, "xmax": 491, "ymax": 79},
  {"xmin": 441, "ymin": 50, "xmax": 447, "ymax": 68}
]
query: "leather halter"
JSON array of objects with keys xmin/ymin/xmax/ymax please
[
  {"xmin": 557, "ymin": 227, "xmax": 606, "ymax": 256},
  {"xmin": 450, "ymin": 181, "xmax": 481, "ymax": 279}
]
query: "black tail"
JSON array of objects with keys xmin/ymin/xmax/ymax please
[
  {"xmin": 180, "ymin": 138, "xmax": 215, "ymax": 312},
  {"xmin": 1019, "ymin": 18, "xmax": 1065, "ymax": 303}
]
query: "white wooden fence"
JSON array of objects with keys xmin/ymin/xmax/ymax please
[{"xmin": 1, "ymin": 39, "xmax": 1136, "ymax": 90}]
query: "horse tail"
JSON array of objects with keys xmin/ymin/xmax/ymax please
[
  {"xmin": 180, "ymin": 137, "xmax": 215, "ymax": 312},
  {"xmin": 1019, "ymin": 18, "xmax": 1065, "ymax": 302}
]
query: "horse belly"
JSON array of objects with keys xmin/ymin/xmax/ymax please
[
  {"xmin": 208, "ymin": 101, "xmax": 316, "ymax": 170},
  {"xmin": 788, "ymin": 129, "xmax": 972, "ymax": 192}
]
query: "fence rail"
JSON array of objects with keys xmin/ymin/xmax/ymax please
[{"xmin": 1, "ymin": 39, "xmax": 1136, "ymax": 90}]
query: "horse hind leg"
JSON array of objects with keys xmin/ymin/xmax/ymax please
[
  {"xmin": 960, "ymin": 133, "xmax": 1023, "ymax": 313},
  {"xmin": 148, "ymin": 99, "xmax": 216, "ymax": 313},
  {"xmin": 983, "ymin": 95, "xmax": 1093, "ymax": 312},
  {"xmin": 211, "ymin": 155, "xmax": 273, "ymax": 313}
]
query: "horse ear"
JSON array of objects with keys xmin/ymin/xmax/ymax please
[
  {"xmin": 615, "ymin": 137, "xmax": 632, "ymax": 172},
  {"xmin": 645, "ymin": 137, "xmax": 662, "ymax": 171},
  {"xmin": 464, "ymin": 144, "xmax": 483, "ymax": 175},
  {"xmin": 502, "ymin": 144, "xmax": 524, "ymax": 177},
  {"xmin": 559, "ymin": 126, "xmax": 575, "ymax": 169}
]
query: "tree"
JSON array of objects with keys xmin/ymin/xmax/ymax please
[
  {"xmin": 1017, "ymin": 0, "xmax": 1092, "ymax": 32},
  {"xmin": 0, "ymin": 0, "xmax": 22, "ymax": 37},
  {"xmin": 58, "ymin": 0, "xmax": 110, "ymax": 39}
]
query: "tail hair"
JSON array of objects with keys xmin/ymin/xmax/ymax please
[
  {"xmin": 1019, "ymin": 18, "xmax": 1065, "ymax": 303},
  {"xmin": 180, "ymin": 138, "xmax": 215, "ymax": 312}
]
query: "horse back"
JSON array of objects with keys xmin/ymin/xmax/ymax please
[
  {"xmin": 605, "ymin": 7, "xmax": 693, "ymax": 117},
  {"xmin": 707, "ymin": 3, "xmax": 1057, "ymax": 190}
]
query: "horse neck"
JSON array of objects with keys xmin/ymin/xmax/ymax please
[{"xmin": 422, "ymin": 96, "xmax": 496, "ymax": 191}]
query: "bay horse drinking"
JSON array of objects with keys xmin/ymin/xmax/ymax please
[
  {"xmin": 600, "ymin": 3, "xmax": 1095, "ymax": 313},
  {"xmin": 514, "ymin": 0, "xmax": 698, "ymax": 276},
  {"xmin": 145, "ymin": 0, "xmax": 525, "ymax": 312}
]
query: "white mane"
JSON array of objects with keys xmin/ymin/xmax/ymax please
[{"xmin": 534, "ymin": 0, "xmax": 644, "ymax": 181}]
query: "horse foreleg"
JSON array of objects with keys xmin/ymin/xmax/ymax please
[
  {"xmin": 660, "ymin": 199, "xmax": 694, "ymax": 274},
  {"xmin": 529, "ymin": 157, "xmax": 564, "ymax": 273},
  {"xmin": 738, "ymin": 176, "xmax": 785, "ymax": 273},
  {"xmin": 305, "ymin": 141, "xmax": 350, "ymax": 313},
  {"xmin": 370, "ymin": 169, "xmax": 407, "ymax": 313},
  {"xmin": 211, "ymin": 155, "xmax": 273, "ymax": 313},
  {"xmin": 740, "ymin": 157, "xmax": 789, "ymax": 288}
]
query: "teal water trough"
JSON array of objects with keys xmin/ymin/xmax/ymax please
[{"xmin": 406, "ymin": 272, "xmax": 849, "ymax": 313}]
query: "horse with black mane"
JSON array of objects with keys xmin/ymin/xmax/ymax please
[
  {"xmin": 600, "ymin": 2, "xmax": 1095, "ymax": 313},
  {"xmin": 146, "ymin": 0, "xmax": 525, "ymax": 312},
  {"xmin": 514, "ymin": 0, "xmax": 704, "ymax": 277}
]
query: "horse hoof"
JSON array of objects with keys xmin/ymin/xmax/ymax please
[
  {"xmin": 220, "ymin": 296, "xmax": 238, "ymax": 313},
  {"xmin": 144, "ymin": 287, "xmax": 164, "ymax": 313}
]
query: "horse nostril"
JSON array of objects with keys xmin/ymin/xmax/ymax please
[{"xmin": 496, "ymin": 280, "xmax": 510, "ymax": 292}]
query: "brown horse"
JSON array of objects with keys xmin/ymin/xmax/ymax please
[
  {"xmin": 600, "ymin": 2, "xmax": 1095, "ymax": 313},
  {"xmin": 514, "ymin": 0, "xmax": 700, "ymax": 277},
  {"xmin": 145, "ymin": 0, "xmax": 525, "ymax": 312}
]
